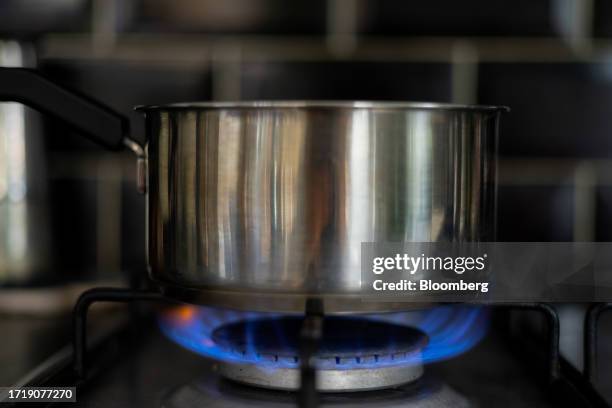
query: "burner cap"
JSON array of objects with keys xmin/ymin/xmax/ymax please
[{"xmin": 212, "ymin": 316, "xmax": 428, "ymax": 391}]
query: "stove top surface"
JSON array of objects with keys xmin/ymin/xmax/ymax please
[{"xmin": 63, "ymin": 323, "xmax": 554, "ymax": 408}]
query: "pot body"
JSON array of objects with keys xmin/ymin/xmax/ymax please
[{"xmin": 141, "ymin": 102, "xmax": 504, "ymax": 312}]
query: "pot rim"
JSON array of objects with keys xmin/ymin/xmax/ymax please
[{"xmin": 135, "ymin": 100, "xmax": 510, "ymax": 113}]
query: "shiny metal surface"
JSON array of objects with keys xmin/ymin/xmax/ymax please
[
  {"xmin": 163, "ymin": 376, "xmax": 471, "ymax": 408},
  {"xmin": 216, "ymin": 362, "xmax": 424, "ymax": 392},
  {"xmin": 141, "ymin": 102, "xmax": 505, "ymax": 312},
  {"xmin": 138, "ymin": 100, "xmax": 505, "ymax": 111},
  {"xmin": 212, "ymin": 315, "xmax": 428, "ymax": 391},
  {"xmin": 0, "ymin": 41, "xmax": 50, "ymax": 284}
]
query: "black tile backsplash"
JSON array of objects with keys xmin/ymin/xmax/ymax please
[
  {"xmin": 479, "ymin": 63, "xmax": 612, "ymax": 158},
  {"xmin": 133, "ymin": 0, "xmax": 327, "ymax": 34},
  {"xmin": 48, "ymin": 178, "xmax": 99, "ymax": 278},
  {"xmin": 121, "ymin": 180, "xmax": 146, "ymax": 272},
  {"xmin": 594, "ymin": 0, "xmax": 612, "ymax": 37},
  {"xmin": 40, "ymin": 61, "xmax": 212, "ymax": 150},
  {"xmin": 0, "ymin": 0, "xmax": 90, "ymax": 36},
  {"xmin": 358, "ymin": 0, "xmax": 558, "ymax": 37},
  {"xmin": 596, "ymin": 187, "xmax": 612, "ymax": 241},
  {"xmin": 497, "ymin": 185, "xmax": 575, "ymax": 241},
  {"xmin": 241, "ymin": 61, "xmax": 453, "ymax": 101}
]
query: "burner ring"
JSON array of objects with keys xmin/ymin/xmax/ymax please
[{"xmin": 212, "ymin": 316, "xmax": 428, "ymax": 391}]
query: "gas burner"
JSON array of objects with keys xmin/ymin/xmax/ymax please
[
  {"xmin": 162, "ymin": 375, "xmax": 471, "ymax": 408},
  {"xmin": 211, "ymin": 316, "xmax": 428, "ymax": 392}
]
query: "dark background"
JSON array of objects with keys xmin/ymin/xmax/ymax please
[
  {"xmin": 1, "ymin": 0, "xmax": 611, "ymax": 400},
  {"xmin": 1, "ymin": 0, "xmax": 611, "ymax": 282}
]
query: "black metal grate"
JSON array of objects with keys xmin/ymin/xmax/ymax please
[{"xmin": 66, "ymin": 289, "xmax": 612, "ymax": 408}]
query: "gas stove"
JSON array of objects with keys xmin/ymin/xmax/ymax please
[
  {"xmin": 158, "ymin": 304, "xmax": 486, "ymax": 393},
  {"xmin": 2, "ymin": 287, "xmax": 610, "ymax": 408}
]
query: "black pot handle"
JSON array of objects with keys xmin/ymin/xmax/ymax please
[{"xmin": 0, "ymin": 67, "xmax": 142, "ymax": 155}]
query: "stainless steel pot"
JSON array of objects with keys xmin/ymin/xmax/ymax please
[{"xmin": 0, "ymin": 68, "xmax": 507, "ymax": 313}]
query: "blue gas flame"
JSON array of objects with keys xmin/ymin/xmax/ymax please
[
  {"xmin": 368, "ymin": 305, "xmax": 490, "ymax": 364},
  {"xmin": 159, "ymin": 304, "xmax": 488, "ymax": 369}
]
